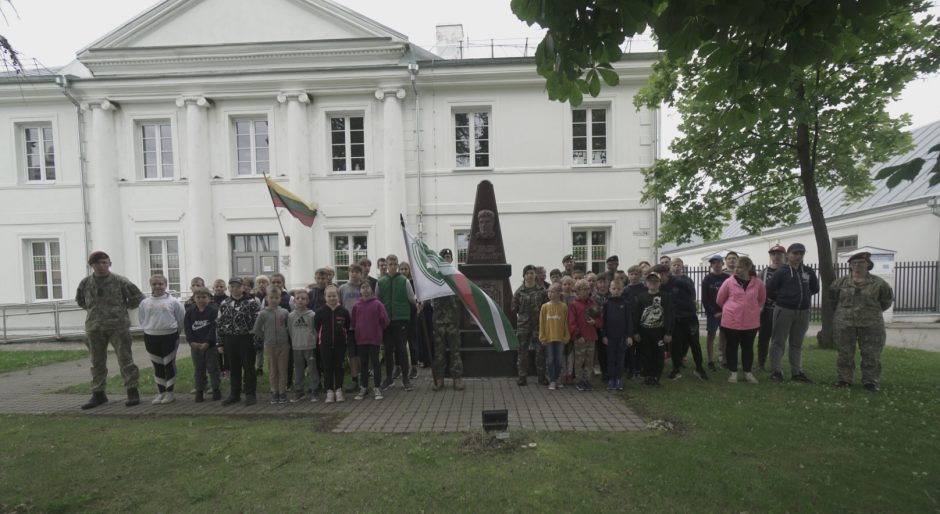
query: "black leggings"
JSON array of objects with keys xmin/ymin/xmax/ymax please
[
  {"xmin": 672, "ymin": 316, "xmax": 704, "ymax": 371},
  {"xmin": 723, "ymin": 327, "xmax": 758, "ymax": 372},
  {"xmin": 358, "ymin": 345, "xmax": 382, "ymax": 389},
  {"xmin": 144, "ymin": 332, "xmax": 179, "ymax": 393},
  {"xmin": 320, "ymin": 342, "xmax": 346, "ymax": 391}
]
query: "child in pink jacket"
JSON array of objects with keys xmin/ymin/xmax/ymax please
[
  {"xmin": 350, "ymin": 282, "xmax": 389, "ymax": 400},
  {"xmin": 717, "ymin": 256, "xmax": 766, "ymax": 384}
]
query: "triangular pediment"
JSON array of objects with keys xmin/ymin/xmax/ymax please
[{"xmin": 83, "ymin": 0, "xmax": 409, "ymax": 50}]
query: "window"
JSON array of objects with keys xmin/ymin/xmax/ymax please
[
  {"xmin": 234, "ymin": 118, "xmax": 270, "ymax": 176},
  {"xmin": 332, "ymin": 233, "xmax": 368, "ymax": 283},
  {"xmin": 834, "ymin": 236, "xmax": 858, "ymax": 253},
  {"xmin": 572, "ymin": 229, "xmax": 609, "ymax": 274},
  {"xmin": 572, "ymin": 107, "xmax": 607, "ymax": 165},
  {"xmin": 23, "ymin": 125, "xmax": 56, "ymax": 182},
  {"xmin": 231, "ymin": 234, "xmax": 279, "ymax": 276},
  {"xmin": 455, "ymin": 230, "xmax": 470, "ymax": 264},
  {"xmin": 330, "ymin": 115, "xmax": 366, "ymax": 172},
  {"xmin": 455, "ymin": 111, "xmax": 489, "ymax": 168},
  {"xmin": 144, "ymin": 238, "xmax": 181, "ymax": 294},
  {"xmin": 27, "ymin": 240, "xmax": 62, "ymax": 301},
  {"xmin": 139, "ymin": 121, "xmax": 174, "ymax": 179}
]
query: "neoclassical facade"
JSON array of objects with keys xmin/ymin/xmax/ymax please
[{"xmin": 0, "ymin": 0, "xmax": 659, "ymax": 304}]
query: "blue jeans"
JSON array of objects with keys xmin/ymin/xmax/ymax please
[
  {"xmin": 606, "ymin": 337, "xmax": 627, "ymax": 381},
  {"xmin": 545, "ymin": 342, "xmax": 565, "ymax": 383}
]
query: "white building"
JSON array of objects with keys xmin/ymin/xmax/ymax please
[{"xmin": 0, "ymin": 0, "xmax": 659, "ymax": 304}]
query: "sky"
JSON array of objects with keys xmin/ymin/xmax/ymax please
[{"xmin": 3, "ymin": 0, "xmax": 939, "ymax": 157}]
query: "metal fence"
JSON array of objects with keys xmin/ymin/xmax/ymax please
[{"xmin": 685, "ymin": 261, "xmax": 939, "ymax": 322}]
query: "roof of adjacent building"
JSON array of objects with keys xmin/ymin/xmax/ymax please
[{"xmin": 663, "ymin": 119, "xmax": 940, "ymax": 252}]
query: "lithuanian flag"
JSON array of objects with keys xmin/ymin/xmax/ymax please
[{"xmin": 264, "ymin": 177, "xmax": 318, "ymax": 227}]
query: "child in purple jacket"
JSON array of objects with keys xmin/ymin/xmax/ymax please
[{"xmin": 351, "ymin": 282, "xmax": 390, "ymax": 400}]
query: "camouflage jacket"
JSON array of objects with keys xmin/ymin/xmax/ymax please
[
  {"xmin": 76, "ymin": 272, "xmax": 145, "ymax": 331},
  {"xmin": 831, "ymin": 274, "xmax": 894, "ymax": 328},
  {"xmin": 512, "ymin": 284, "xmax": 548, "ymax": 330},
  {"xmin": 431, "ymin": 295, "xmax": 460, "ymax": 326}
]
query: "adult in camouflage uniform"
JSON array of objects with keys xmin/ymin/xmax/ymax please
[
  {"xmin": 76, "ymin": 251, "xmax": 145, "ymax": 409},
  {"xmin": 512, "ymin": 264, "xmax": 549, "ymax": 385},
  {"xmin": 432, "ymin": 249, "xmax": 464, "ymax": 391},
  {"xmin": 831, "ymin": 251, "xmax": 894, "ymax": 392}
]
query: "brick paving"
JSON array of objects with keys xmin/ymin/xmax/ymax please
[{"xmin": 0, "ymin": 343, "xmax": 646, "ymax": 433}]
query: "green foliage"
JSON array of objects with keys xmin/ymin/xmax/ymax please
[
  {"xmin": 0, "ymin": 350, "xmax": 87, "ymax": 374},
  {"xmin": 876, "ymin": 143, "xmax": 940, "ymax": 187}
]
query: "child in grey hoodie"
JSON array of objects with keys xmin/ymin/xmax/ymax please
[
  {"xmin": 288, "ymin": 289, "xmax": 318, "ymax": 402},
  {"xmin": 253, "ymin": 287, "xmax": 290, "ymax": 403}
]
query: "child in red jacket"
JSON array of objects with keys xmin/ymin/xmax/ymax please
[{"xmin": 568, "ymin": 279, "xmax": 603, "ymax": 391}]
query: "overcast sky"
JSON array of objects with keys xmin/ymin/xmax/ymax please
[{"xmin": 3, "ymin": 0, "xmax": 939, "ymax": 157}]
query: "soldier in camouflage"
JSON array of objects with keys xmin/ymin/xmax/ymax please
[
  {"xmin": 512, "ymin": 264, "xmax": 549, "ymax": 385},
  {"xmin": 831, "ymin": 251, "xmax": 894, "ymax": 392},
  {"xmin": 75, "ymin": 251, "xmax": 146, "ymax": 409},
  {"xmin": 432, "ymin": 249, "xmax": 464, "ymax": 391}
]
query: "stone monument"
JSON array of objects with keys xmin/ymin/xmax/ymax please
[{"xmin": 458, "ymin": 180, "xmax": 517, "ymax": 376}]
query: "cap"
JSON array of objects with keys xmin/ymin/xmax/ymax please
[
  {"xmin": 606, "ymin": 255, "xmax": 619, "ymax": 263},
  {"xmin": 848, "ymin": 251, "xmax": 874, "ymax": 271},
  {"xmin": 787, "ymin": 243, "xmax": 806, "ymax": 253},
  {"xmin": 645, "ymin": 271, "xmax": 662, "ymax": 281},
  {"xmin": 87, "ymin": 251, "xmax": 110, "ymax": 265},
  {"xmin": 768, "ymin": 245, "xmax": 786, "ymax": 254},
  {"xmin": 228, "ymin": 276, "xmax": 244, "ymax": 284},
  {"xmin": 708, "ymin": 254, "xmax": 723, "ymax": 263},
  {"xmin": 562, "ymin": 254, "xmax": 575, "ymax": 263},
  {"xmin": 439, "ymin": 248, "xmax": 453, "ymax": 258}
]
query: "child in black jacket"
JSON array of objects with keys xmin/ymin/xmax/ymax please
[
  {"xmin": 314, "ymin": 286, "xmax": 350, "ymax": 403},
  {"xmin": 601, "ymin": 279, "xmax": 632, "ymax": 391}
]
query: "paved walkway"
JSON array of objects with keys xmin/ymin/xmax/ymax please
[{"xmin": 0, "ymin": 343, "xmax": 646, "ymax": 433}]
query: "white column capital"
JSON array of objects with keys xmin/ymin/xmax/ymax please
[
  {"xmin": 81, "ymin": 99, "xmax": 120, "ymax": 112},
  {"xmin": 374, "ymin": 88, "xmax": 406, "ymax": 101},
  {"xmin": 277, "ymin": 92, "xmax": 311, "ymax": 104},
  {"xmin": 175, "ymin": 96, "xmax": 213, "ymax": 108}
]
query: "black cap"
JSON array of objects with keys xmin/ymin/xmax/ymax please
[
  {"xmin": 87, "ymin": 251, "xmax": 110, "ymax": 265},
  {"xmin": 228, "ymin": 277, "xmax": 244, "ymax": 284},
  {"xmin": 606, "ymin": 255, "xmax": 619, "ymax": 263},
  {"xmin": 787, "ymin": 243, "xmax": 806, "ymax": 253},
  {"xmin": 562, "ymin": 254, "xmax": 575, "ymax": 263},
  {"xmin": 439, "ymin": 248, "xmax": 453, "ymax": 258},
  {"xmin": 849, "ymin": 251, "xmax": 874, "ymax": 271}
]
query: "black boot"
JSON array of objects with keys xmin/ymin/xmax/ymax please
[
  {"xmin": 81, "ymin": 391, "xmax": 108, "ymax": 410},
  {"xmin": 194, "ymin": 391, "xmax": 205, "ymax": 403},
  {"xmin": 125, "ymin": 388, "xmax": 140, "ymax": 407}
]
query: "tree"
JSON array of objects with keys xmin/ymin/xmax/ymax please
[
  {"xmin": 514, "ymin": 0, "xmax": 940, "ymax": 348},
  {"xmin": 1, "ymin": 0, "xmax": 23, "ymax": 73}
]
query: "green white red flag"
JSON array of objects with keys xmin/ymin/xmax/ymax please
[{"xmin": 401, "ymin": 216, "xmax": 518, "ymax": 351}]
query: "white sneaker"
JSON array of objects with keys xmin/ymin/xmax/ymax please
[
  {"xmin": 325, "ymin": 390, "xmax": 335, "ymax": 404},
  {"xmin": 335, "ymin": 388, "xmax": 345, "ymax": 403},
  {"xmin": 374, "ymin": 389, "xmax": 383, "ymax": 400},
  {"xmin": 745, "ymin": 372, "xmax": 759, "ymax": 384},
  {"xmin": 354, "ymin": 387, "xmax": 366, "ymax": 401},
  {"xmin": 548, "ymin": 382, "xmax": 557, "ymax": 391},
  {"xmin": 728, "ymin": 372, "xmax": 739, "ymax": 384},
  {"xmin": 160, "ymin": 392, "xmax": 175, "ymax": 404},
  {"xmin": 151, "ymin": 393, "xmax": 165, "ymax": 405}
]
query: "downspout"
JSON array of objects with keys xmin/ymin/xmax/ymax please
[
  {"xmin": 55, "ymin": 75, "xmax": 92, "ymax": 268},
  {"xmin": 652, "ymin": 106, "xmax": 660, "ymax": 260},
  {"xmin": 408, "ymin": 61, "xmax": 424, "ymax": 239}
]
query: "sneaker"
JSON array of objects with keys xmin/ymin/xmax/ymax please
[
  {"xmin": 152, "ymin": 393, "xmax": 165, "ymax": 405},
  {"xmin": 194, "ymin": 391, "xmax": 205, "ymax": 403},
  {"xmin": 769, "ymin": 371, "xmax": 784, "ymax": 382},
  {"xmin": 707, "ymin": 361, "xmax": 717, "ymax": 372},
  {"xmin": 270, "ymin": 393, "xmax": 279, "ymax": 404},
  {"xmin": 409, "ymin": 367, "xmax": 418, "ymax": 380},
  {"xmin": 863, "ymin": 383, "xmax": 880, "ymax": 393},
  {"xmin": 354, "ymin": 387, "xmax": 367, "ymax": 401},
  {"xmin": 517, "ymin": 376, "xmax": 528, "ymax": 386},
  {"xmin": 222, "ymin": 395, "xmax": 240, "ymax": 405},
  {"xmin": 160, "ymin": 392, "xmax": 175, "ymax": 404},
  {"xmin": 403, "ymin": 382, "xmax": 414, "ymax": 392},
  {"xmin": 291, "ymin": 391, "xmax": 306, "ymax": 402},
  {"xmin": 616, "ymin": 380, "xmax": 624, "ymax": 391},
  {"xmin": 584, "ymin": 381, "xmax": 594, "ymax": 391},
  {"xmin": 693, "ymin": 368, "xmax": 709, "ymax": 381},
  {"xmin": 791, "ymin": 373, "xmax": 813, "ymax": 384},
  {"xmin": 833, "ymin": 381, "xmax": 852, "ymax": 388},
  {"xmin": 380, "ymin": 378, "xmax": 394, "ymax": 392},
  {"xmin": 728, "ymin": 372, "xmax": 739, "ymax": 384},
  {"xmin": 244, "ymin": 394, "xmax": 257, "ymax": 406},
  {"xmin": 309, "ymin": 393, "xmax": 318, "ymax": 403},
  {"xmin": 557, "ymin": 382, "xmax": 565, "ymax": 389},
  {"xmin": 593, "ymin": 365, "xmax": 602, "ymax": 376},
  {"xmin": 392, "ymin": 366, "xmax": 402, "ymax": 380},
  {"xmin": 211, "ymin": 390, "xmax": 222, "ymax": 401},
  {"xmin": 669, "ymin": 369, "xmax": 682, "ymax": 380},
  {"xmin": 575, "ymin": 381, "xmax": 587, "ymax": 391},
  {"xmin": 744, "ymin": 372, "xmax": 758, "ymax": 384},
  {"xmin": 335, "ymin": 389, "xmax": 345, "ymax": 402},
  {"xmin": 606, "ymin": 380, "xmax": 616, "ymax": 391},
  {"xmin": 325, "ymin": 390, "xmax": 335, "ymax": 404},
  {"xmin": 548, "ymin": 382, "xmax": 557, "ymax": 391},
  {"xmin": 374, "ymin": 389, "xmax": 384, "ymax": 400},
  {"xmin": 280, "ymin": 393, "xmax": 290, "ymax": 404}
]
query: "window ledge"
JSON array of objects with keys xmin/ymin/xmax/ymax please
[
  {"xmin": 329, "ymin": 171, "xmax": 369, "ymax": 177},
  {"xmin": 453, "ymin": 167, "xmax": 494, "ymax": 172},
  {"xmin": 571, "ymin": 164, "xmax": 613, "ymax": 169}
]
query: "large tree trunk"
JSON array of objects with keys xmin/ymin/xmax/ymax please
[{"xmin": 796, "ymin": 120, "xmax": 836, "ymax": 349}]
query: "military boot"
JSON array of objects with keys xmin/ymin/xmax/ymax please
[
  {"xmin": 81, "ymin": 391, "xmax": 108, "ymax": 410},
  {"xmin": 453, "ymin": 378, "xmax": 465, "ymax": 391},
  {"xmin": 125, "ymin": 388, "xmax": 140, "ymax": 407}
]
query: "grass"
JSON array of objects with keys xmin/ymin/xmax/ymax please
[
  {"xmin": 54, "ymin": 357, "xmax": 199, "ymax": 395},
  {"xmin": 3, "ymin": 341, "xmax": 940, "ymax": 512},
  {"xmin": 0, "ymin": 350, "xmax": 87, "ymax": 375}
]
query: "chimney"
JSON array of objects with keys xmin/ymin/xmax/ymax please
[{"xmin": 435, "ymin": 24, "xmax": 465, "ymax": 59}]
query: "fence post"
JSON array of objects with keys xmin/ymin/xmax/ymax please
[
  {"xmin": 935, "ymin": 260, "xmax": 940, "ymax": 313},
  {"xmin": 2, "ymin": 306, "xmax": 6, "ymax": 343},
  {"xmin": 54, "ymin": 302, "xmax": 61, "ymax": 339}
]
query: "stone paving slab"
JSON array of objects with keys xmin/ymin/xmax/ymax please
[{"xmin": 0, "ymin": 344, "xmax": 646, "ymax": 433}]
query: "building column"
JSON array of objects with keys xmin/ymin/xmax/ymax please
[
  {"xmin": 177, "ymin": 96, "xmax": 216, "ymax": 285},
  {"xmin": 83, "ymin": 100, "xmax": 125, "ymax": 271},
  {"xmin": 277, "ymin": 91, "xmax": 313, "ymax": 289},
  {"xmin": 375, "ymin": 88, "xmax": 407, "ymax": 257}
]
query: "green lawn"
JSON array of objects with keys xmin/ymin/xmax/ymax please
[
  {"xmin": 54, "ymin": 356, "xmax": 199, "ymax": 395},
  {"xmin": 0, "ymin": 350, "xmax": 87, "ymax": 375},
  {"xmin": 4, "ymin": 343, "xmax": 940, "ymax": 512}
]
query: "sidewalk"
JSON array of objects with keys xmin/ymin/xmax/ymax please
[{"xmin": 0, "ymin": 343, "xmax": 646, "ymax": 433}]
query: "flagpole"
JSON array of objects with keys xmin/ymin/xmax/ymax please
[{"xmin": 264, "ymin": 172, "xmax": 291, "ymax": 247}]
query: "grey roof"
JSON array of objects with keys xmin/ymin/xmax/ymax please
[{"xmin": 664, "ymin": 119, "xmax": 940, "ymax": 252}]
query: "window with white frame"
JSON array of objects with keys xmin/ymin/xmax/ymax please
[
  {"xmin": 454, "ymin": 111, "xmax": 490, "ymax": 168},
  {"xmin": 138, "ymin": 121, "xmax": 174, "ymax": 179},
  {"xmin": 144, "ymin": 237, "xmax": 181, "ymax": 294},
  {"xmin": 330, "ymin": 115, "xmax": 366, "ymax": 172},
  {"xmin": 21, "ymin": 124, "xmax": 56, "ymax": 182},
  {"xmin": 27, "ymin": 239, "xmax": 62, "ymax": 301},
  {"xmin": 332, "ymin": 233, "xmax": 368, "ymax": 283},
  {"xmin": 572, "ymin": 107, "xmax": 607, "ymax": 165},
  {"xmin": 834, "ymin": 235, "xmax": 858, "ymax": 253},
  {"xmin": 572, "ymin": 228, "xmax": 609, "ymax": 274},
  {"xmin": 455, "ymin": 230, "xmax": 470, "ymax": 264},
  {"xmin": 234, "ymin": 118, "xmax": 270, "ymax": 176}
]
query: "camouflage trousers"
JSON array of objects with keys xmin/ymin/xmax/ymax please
[
  {"xmin": 574, "ymin": 340, "xmax": 596, "ymax": 382},
  {"xmin": 835, "ymin": 325, "xmax": 886, "ymax": 386},
  {"xmin": 433, "ymin": 323, "xmax": 463, "ymax": 380},
  {"xmin": 516, "ymin": 329, "xmax": 545, "ymax": 379},
  {"xmin": 86, "ymin": 328, "xmax": 139, "ymax": 393}
]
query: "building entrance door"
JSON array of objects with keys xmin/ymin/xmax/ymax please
[{"xmin": 231, "ymin": 234, "xmax": 279, "ymax": 277}]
